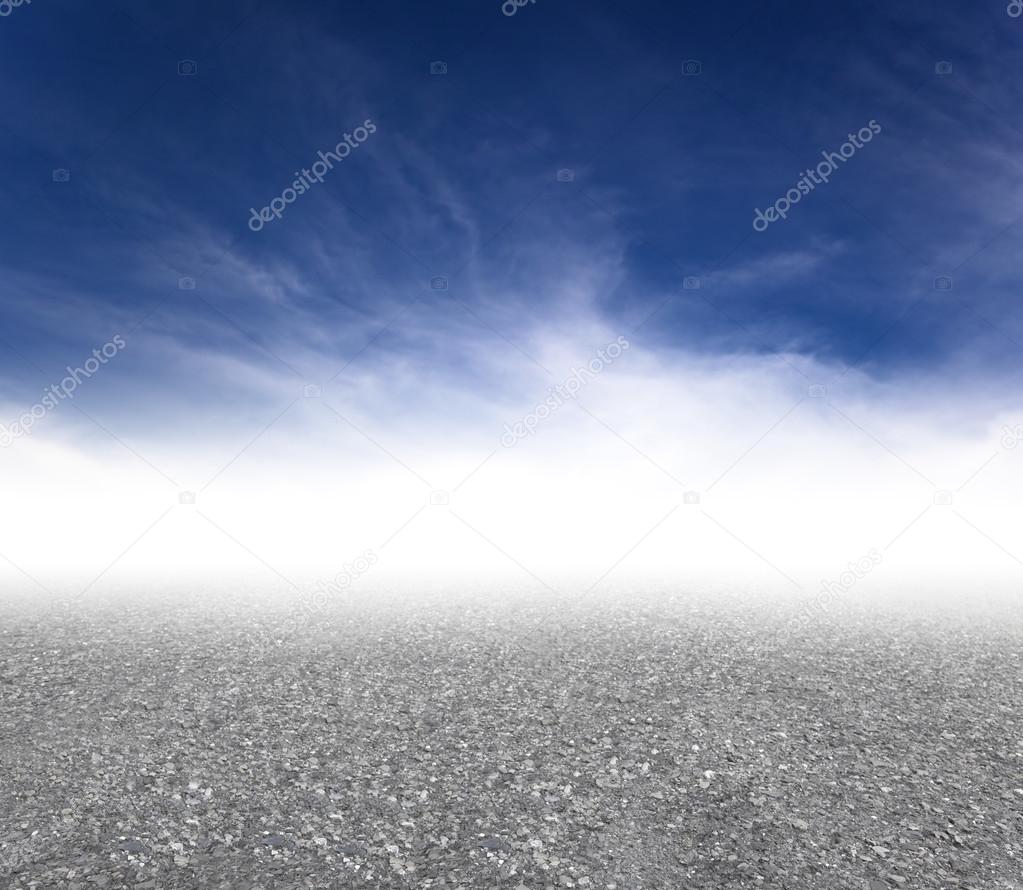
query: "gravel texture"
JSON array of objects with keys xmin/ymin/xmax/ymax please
[{"xmin": 0, "ymin": 588, "xmax": 1020, "ymax": 889}]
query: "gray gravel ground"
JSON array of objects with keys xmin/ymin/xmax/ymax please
[{"xmin": 1, "ymin": 588, "xmax": 1020, "ymax": 889}]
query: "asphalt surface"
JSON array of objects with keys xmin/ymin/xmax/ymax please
[{"xmin": 1, "ymin": 588, "xmax": 1020, "ymax": 888}]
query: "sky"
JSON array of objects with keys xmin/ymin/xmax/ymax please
[{"xmin": 1, "ymin": 0, "xmax": 1022, "ymax": 601}]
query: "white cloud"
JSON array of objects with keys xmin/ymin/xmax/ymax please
[{"xmin": 2, "ymin": 317, "xmax": 1021, "ymax": 601}]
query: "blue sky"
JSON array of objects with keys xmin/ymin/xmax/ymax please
[
  {"xmin": 4, "ymin": 0, "xmax": 1023, "ymax": 391},
  {"xmin": 1, "ymin": 1, "xmax": 1022, "ymax": 591}
]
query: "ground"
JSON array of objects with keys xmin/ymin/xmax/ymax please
[{"xmin": 0, "ymin": 587, "xmax": 1020, "ymax": 889}]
